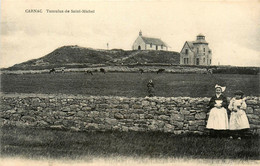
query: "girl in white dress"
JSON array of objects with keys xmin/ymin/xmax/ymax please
[
  {"xmin": 206, "ymin": 85, "xmax": 229, "ymax": 137},
  {"xmin": 228, "ymin": 90, "xmax": 250, "ymax": 139}
]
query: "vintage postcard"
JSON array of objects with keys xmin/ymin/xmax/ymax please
[{"xmin": 1, "ymin": 0, "xmax": 260, "ymax": 165}]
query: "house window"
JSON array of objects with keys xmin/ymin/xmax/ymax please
[
  {"xmin": 197, "ymin": 48, "xmax": 199, "ymax": 53},
  {"xmin": 209, "ymin": 50, "xmax": 211, "ymax": 53},
  {"xmin": 183, "ymin": 58, "xmax": 189, "ymax": 64},
  {"xmin": 203, "ymin": 48, "xmax": 205, "ymax": 52},
  {"xmin": 161, "ymin": 45, "xmax": 163, "ymax": 49},
  {"xmin": 196, "ymin": 58, "xmax": 199, "ymax": 65},
  {"xmin": 203, "ymin": 58, "xmax": 205, "ymax": 63},
  {"xmin": 210, "ymin": 59, "xmax": 211, "ymax": 64},
  {"xmin": 185, "ymin": 49, "xmax": 188, "ymax": 54},
  {"xmin": 150, "ymin": 44, "xmax": 152, "ymax": 48}
]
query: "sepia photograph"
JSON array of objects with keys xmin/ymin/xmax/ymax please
[{"xmin": 1, "ymin": 0, "xmax": 260, "ymax": 165}]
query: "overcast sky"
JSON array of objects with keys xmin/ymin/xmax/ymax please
[{"xmin": 1, "ymin": 0, "xmax": 260, "ymax": 68}]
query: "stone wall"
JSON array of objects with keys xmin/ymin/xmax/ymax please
[{"xmin": 1, "ymin": 94, "xmax": 259, "ymax": 135}]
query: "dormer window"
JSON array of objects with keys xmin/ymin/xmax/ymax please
[
  {"xmin": 185, "ymin": 49, "xmax": 188, "ymax": 54},
  {"xmin": 150, "ymin": 43, "xmax": 152, "ymax": 48},
  {"xmin": 161, "ymin": 45, "xmax": 163, "ymax": 49}
]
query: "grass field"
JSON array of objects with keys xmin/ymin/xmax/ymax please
[
  {"xmin": 1, "ymin": 126, "xmax": 259, "ymax": 160},
  {"xmin": 1, "ymin": 72, "xmax": 259, "ymax": 97}
]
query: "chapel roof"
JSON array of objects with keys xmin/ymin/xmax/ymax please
[{"xmin": 141, "ymin": 36, "xmax": 167, "ymax": 47}]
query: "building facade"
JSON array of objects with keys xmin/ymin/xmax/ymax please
[
  {"xmin": 132, "ymin": 31, "xmax": 168, "ymax": 51},
  {"xmin": 180, "ymin": 34, "xmax": 212, "ymax": 65}
]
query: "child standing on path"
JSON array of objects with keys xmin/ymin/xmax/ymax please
[
  {"xmin": 228, "ymin": 90, "xmax": 250, "ymax": 139},
  {"xmin": 147, "ymin": 79, "xmax": 155, "ymax": 97}
]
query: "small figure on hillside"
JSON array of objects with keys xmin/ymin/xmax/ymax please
[
  {"xmin": 86, "ymin": 70, "xmax": 93, "ymax": 75},
  {"xmin": 157, "ymin": 68, "xmax": 165, "ymax": 74},
  {"xmin": 49, "ymin": 68, "xmax": 55, "ymax": 74},
  {"xmin": 139, "ymin": 69, "xmax": 144, "ymax": 74},
  {"xmin": 100, "ymin": 68, "xmax": 106, "ymax": 74},
  {"xmin": 147, "ymin": 79, "xmax": 155, "ymax": 97},
  {"xmin": 228, "ymin": 90, "xmax": 250, "ymax": 140},
  {"xmin": 206, "ymin": 84, "xmax": 229, "ymax": 137}
]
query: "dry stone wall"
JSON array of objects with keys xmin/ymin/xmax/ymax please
[{"xmin": 1, "ymin": 94, "xmax": 259, "ymax": 135}]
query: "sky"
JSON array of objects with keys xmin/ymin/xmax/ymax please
[{"xmin": 1, "ymin": 0, "xmax": 260, "ymax": 68}]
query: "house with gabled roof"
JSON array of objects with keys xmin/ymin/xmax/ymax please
[
  {"xmin": 132, "ymin": 31, "xmax": 168, "ymax": 51},
  {"xmin": 180, "ymin": 34, "xmax": 212, "ymax": 65}
]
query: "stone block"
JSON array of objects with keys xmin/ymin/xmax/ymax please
[
  {"xmin": 246, "ymin": 107, "xmax": 254, "ymax": 114},
  {"xmin": 10, "ymin": 114, "xmax": 21, "ymax": 121},
  {"xmin": 158, "ymin": 115, "xmax": 170, "ymax": 121},
  {"xmin": 144, "ymin": 114, "xmax": 154, "ymax": 119},
  {"xmin": 15, "ymin": 121, "xmax": 26, "ymax": 127},
  {"xmin": 99, "ymin": 104, "xmax": 109, "ymax": 109},
  {"xmin": 70, "ymin": 126, "xmax": 80, "ymax": 131},
  {"xmin": 188, "ymin": 126, "xmax": 197, "ymax": 131},
  {"xmin": 173, "ymin": 130, "xmax": 184, "ymax": 135},
  {"xmin": 114, "ymin": 113, "xmax": 124, "ymax": 119},
  {"xmin": 254, "ymin": 109, "xmax": 260, "ymax": 115},
  {"xmin": 6, "ymin": 109, "xmax": 16, "ymax": 114},
  {"xmin": 249, "ymin": 124, "xmax": 260, "ymax": 129},
  {"xmin": 164, "ymin": 124, "xmax": 175, "ymax": 132},
  {"xmin": 31, "ymin": 98, "xmax": 40, "ymax": 106},
  {"xmin": 105, "ymin": 118, "xmax": 117, "ymax": 125},
  {"xmin": 185, "ymin": 115, "xmax": 195, "ymax": 121},
  {"xmin": 136, "ymin": 109, "xmax": 144, "ymax": 114},
  {"xmin": 130, "ymin": 113, "xmax": 139, "ymax": 119},
  {"xmin": 122, "ymin": 126, "xmax": 129, "ymax": 131},
  {"xmin": 140, "ymin": 114, "xmax": 145, "ymax": 119},
  {"xmin": 132, "ymin": 104, "xmax": 142, "ymax": 109},
  {"xmin": 157, "ymin": 120, "xmax": 165, "ymax": 128},
  {"xmin": 189, "ymin": 120, "xmax": 205, "ymax": 126},
  {"xmin": 39, "ymin": 103, "xmax": 47, "ymax": 107},
  {"xmin": 197, "ymin": 105, "xmax": 205, "ymax": 108},
  {"xmin": 85, "ymin": 123, "xmax": 99, "ymax": 130},
  {"xmin": 21, "ymin": 116, "xmax": 36, "ymax": 122},
  {"xmin": 171, "ymin": 113, "xmax": 184, "ymax": 122},
  {"xmin": 180, "ymin": 109, "xmax": 190, "ymax": 115},
  {"xmin": 195, "ymin": 112, "xmax": 206, "ymax": 120},
  {"xmin": 50, "ymin": 125, "xmax": 65, "ymax": 130},
  {"xmin": 88, "ymin": 111, "xmax": 99, "ymax": 117},
  {"xmin": 62, "ymin": 107, "xmax": 70, "ymax": 112},
  {"xmin": 59, "ymin": 111, "xmax": 66, "ymax": 116},
  {"xmin": 82, "ymin": 107, "xmax": 92, "ymax": 111},
  {"xmin": 193, "ymin": 131, "xmax": 204, "ymax": 135},
  {"xmin": 198, "ymin": 126, "xmax": 206, "ymax": 131},
  {"xmin": 249, "ymin": 119, "xmax": 260, "ymax": 125},
  {"xmin": 148, "ymin": 124, "xmax": 157, "ymax": 131},
  {"xmin": 121, "ymin": 104, "xmax": 130, "ymax": 109},
  {"xmin": 247, "ymin": 100, "xmax": 258, "ymax": 105},
  {"xmin": 129, "ymin": 126, "xmax": 139, "ymax": 131},
  {"xmin": 171, "ymin": 121, "xmax": 184, "ymax": 128},
  {"xmin": 142, "ymin": 101, "xmax": 150, "ymax": 106},
  {"xmin": 77, "ymin": 111, "xmax": 85, "ymax": 117},
  {"xmin": 247, "ymin": 114, "xmax": 259, "ymax": 120}
]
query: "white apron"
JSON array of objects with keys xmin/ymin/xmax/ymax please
[{"xmin": 206, "ymin": 107, "xmax": 229, "ymax": 130}]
